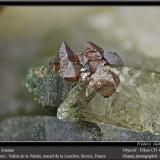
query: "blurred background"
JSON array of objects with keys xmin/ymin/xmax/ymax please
[{"xmin": 0, "ymin": 7, "xmax": 160, "ymax": 141}]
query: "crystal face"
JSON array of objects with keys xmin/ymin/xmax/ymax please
[
  {"xmin": 52, "ymin": 41, "xmax": 123, "ymax": 97},
  {"xmin": 103, "ymin": 51, "xmax": 123, "ymax": 66}
]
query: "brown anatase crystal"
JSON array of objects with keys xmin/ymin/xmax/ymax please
[{"xmin": 52, "ymin": 41, "xmax": 122, "ymax": 97}]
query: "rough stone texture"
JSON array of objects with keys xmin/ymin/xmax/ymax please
[
  {"xmin": 0, "ymin": 116, "xmax": 160, "ymax": 141},
  {"xmin": 99, "ymin": 124, "xmax": 160, "ymax": 141},
  {"xmin": 0, "ymin": 116, "xmax": 101, "ymax": 141},
  {"xmin": 25, "ymin": 60, "xmax": 75, "ymax": 108},
  {"xmin": 0, "ymin": 116, "xmax": 45, "ymax": 141},
  {"xmin": 44, "ymin": 118, "xmax": 102, "ymax": 141}
]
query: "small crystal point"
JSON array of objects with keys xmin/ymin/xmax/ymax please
[
  {"xmin": 59, "ymin": 41, "xmax": 75, "ymax": 59},
  {"xmin": 103, "ymin": 51, "xmax": 123, "ymax": 65},
  {"xmin": 85, "ymin": 41, "xmax": 104, "ymax": 54}
]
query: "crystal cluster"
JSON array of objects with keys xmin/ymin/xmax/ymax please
[{"xmin": 52, "ymin": 41, "xmax": 123, "ymax": 97}]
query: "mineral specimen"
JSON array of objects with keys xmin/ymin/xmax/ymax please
[
  {"xmin": 25, "ymin": 41, "xmax": 160, "ymax": 136},
  {"xmin": 52, "ymin": 41, "xmax": 123, "ymax": 97},
  {"xmin": 57, "ymin": 66, "xmax": 160, "ymax": 135}
]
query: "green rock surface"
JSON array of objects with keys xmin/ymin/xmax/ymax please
[
  {"xmin": 25, "ymin": 62, "xmax": 160, "ymax": 137},
  {"xmin": 57, "ymin": 66, "xmax": 160, "ymax": 135},
  {"xmin": 25, "ymin": 60, "xmax": 75, "ymax": 108}
]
